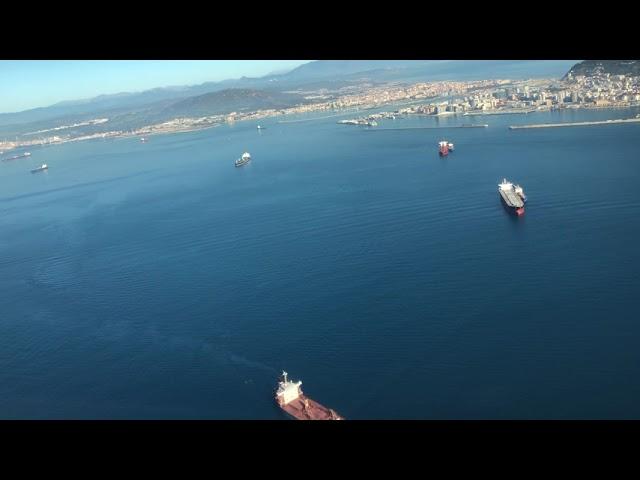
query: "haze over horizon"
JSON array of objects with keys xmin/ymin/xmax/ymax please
[{"xmin": 0, "ymin": 60, "xmax": 312, "ymax": 113}]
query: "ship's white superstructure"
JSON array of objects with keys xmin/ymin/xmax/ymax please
[
  {"xmin": 235, "ymin": 152, "xmax": 251, "ymax": 167},
  {"xmin": 514, "ymin": 184, "xmax": 526, "ymax": 202},
  {"xmin": 275, "ymin": 371, "xmax": 303, "ymax": 406}
]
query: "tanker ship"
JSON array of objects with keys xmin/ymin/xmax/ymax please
[
  {"xmin": 498, "ymin": 178, "xmax": 526, "ymax": 216},
  {"xmin": 275, "ymin": 371, "xmax": 344, "ymax": 420},
  {"xmin": 2, "ymin": 151, "xmax": 31, "ymax": 162}
]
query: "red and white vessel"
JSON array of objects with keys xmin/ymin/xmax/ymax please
[
  {"xmin": 438, "ymin": 141, "xmax": 449, "ymax": 156},
  {"xmin": 275, "ymin": 371, "xmax": 344, "ymax": 420},
  {"xmin": 498, "ymin": 178, "xmax": 526, "ymax": 216}
]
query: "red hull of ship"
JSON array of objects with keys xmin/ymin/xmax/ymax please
[
  {"xmin": 500, "ymin": 195, "xmax": 526, "ymax": 216},
  {"xmin": 278, "ymin": 394, "xmax": 344, "ymax": 420}
]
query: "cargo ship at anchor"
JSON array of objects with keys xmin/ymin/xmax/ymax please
[
  {"xmin": 438, "ymin": 141, "xmax": 450, "ymax": 156},
  {"xmin": 275, "ymin": 371, "xmax": 344, "ymax": 420},
  {"xmin": 499, "ymin": 178, "xmax": 526, "ymax": 216},
  {"xmin": 235, "ymin": 152, "xmax": 251, "ymax": 167},
  {"xmin": 31, "ymin": 163, "xmax": 48, "ymax": 173},
  {"xmin": 2, "ymin": 151, "xmax": 31, "ymax": 162}
]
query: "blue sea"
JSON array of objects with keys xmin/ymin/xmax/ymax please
[{"xmin": 1, "ymin": 106, "xmax": 639, "ymax": 419}]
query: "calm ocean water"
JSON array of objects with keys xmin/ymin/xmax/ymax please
[{"xmin": 1, "ymin": 107, "xmax": 639, "ymax": 419}]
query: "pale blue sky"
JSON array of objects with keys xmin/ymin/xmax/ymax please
[{"xmin": 0, "ymin": 60, "xmax": 311, "ymax": 113}]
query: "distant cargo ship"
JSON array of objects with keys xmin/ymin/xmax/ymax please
[
  {"xmin": 438, "ymin": 141, "xmax": 449, "ymax": 156},
  {"xmin": 31, "ymin": 163, "xmax": 48, "ymax": 173},
  {"xmin": 275, "ymin": 371, "xmax": 344, "ymax": 420},
  {"xmin": 140, "ymin": 137, "xmax": 148, "ymax": 143},
  {"xmin": 499, "ymin": 178, "xmax": 526, "ymax": 215},
  {"xmin": 235, "ymin": 151, "xmax": 251, "ymax": 167},
  {"xmin": 3, "ymin": 151, "xmax": 31, "ymax": 162},
  {"xmin": 338, "ymin": 118, "xmax": 377, "ymax": 127}
]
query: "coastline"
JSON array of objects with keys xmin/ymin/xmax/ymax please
[
  {"xmin": 463, "ymin": 109, "xmax": 539, "ymax": 116},
  {"xmin": 2, "ymin": 101, "xmax": 639, "ymax": 155}
]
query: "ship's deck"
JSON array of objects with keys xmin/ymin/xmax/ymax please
[
  {"xmin": 279, "ymin": 394, "xmax": 344, "ymax": 420},
  {"xmin": 500, "ymin": 189, "xmax": 524, "ymax": 208}
]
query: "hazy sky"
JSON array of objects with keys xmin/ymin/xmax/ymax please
[{"xmin": 0, "ymin": 60, "xmax": 311, "ymax": 113}]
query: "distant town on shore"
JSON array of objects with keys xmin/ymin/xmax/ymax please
[{"xmin": 1, "ymin": 60, "xmax": 638, "ymax": 153}]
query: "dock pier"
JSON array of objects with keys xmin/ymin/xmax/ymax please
[{"xmin": 509, "ymin": 117, "xmax": 640, "ymax": 130}]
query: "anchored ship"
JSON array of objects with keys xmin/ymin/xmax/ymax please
[
  {"xmin": 2, "ymin": 151, "xmax": 31, "ymax": 162},
  {"xmin": 275, "ymin": 371, "xmax": 344, "ymax": 420},
  {"xmin": 31, "ymin": 163, "xmax": 48, "ymax": 173},
  {"xmin": 498, "ymin": 178, "xmax": 526, "ymax": 216},
  {"xmin": 337, "ymin": 117, "xmax": 377, "ymax": 127},
  {"xmin": 235, "ymin": 152, "xmax": 251, "ymax": 167},
  {"xmin": 438, "ymin": 141, "xmax": 449, "ymax": 156}
]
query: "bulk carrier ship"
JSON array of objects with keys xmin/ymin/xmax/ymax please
[
  {"xmin": 275, "ymin": 371, "xmax": 344, "ymax": 420},
  {"xmin": 498, "ymin": 178, "xmax": 526, "ymax": 216}
]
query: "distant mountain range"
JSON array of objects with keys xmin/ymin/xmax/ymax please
[
  {"xmin": 564, "ymin": 60, "xmax": 640, "ymax": 78},
  {"xmin": 0, "ymin": 60, "xmax": 579, "ymax": 137},
  {"xmin": 284, "ymin": 60, "xmax": 578, "ymax": 83}
]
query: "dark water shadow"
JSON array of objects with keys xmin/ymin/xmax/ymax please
[{"xmin": 0, "ymin": 170, "xmax": 156, "ymax": 204}]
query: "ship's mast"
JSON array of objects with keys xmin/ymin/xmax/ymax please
[{"xmin": 282, "ymin": 371, "xmax": 288, "ymax": 384}]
